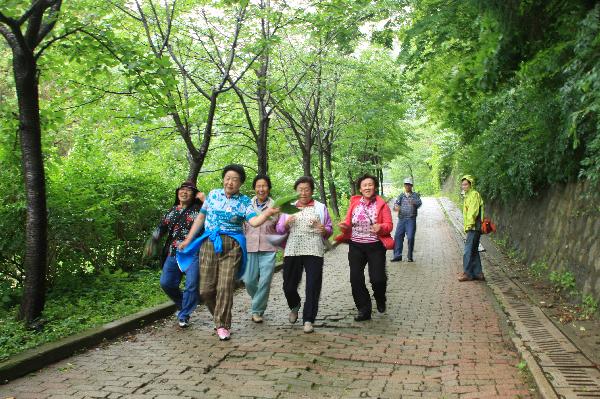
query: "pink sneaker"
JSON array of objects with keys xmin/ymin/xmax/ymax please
[{"xmin": 217, "ymin": 327, "xmax": 230, "ymax": 341}]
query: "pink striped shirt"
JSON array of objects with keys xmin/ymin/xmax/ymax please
[{"xmin": 350, "ymin": 197, "xmax": 379, "ymax": 243}]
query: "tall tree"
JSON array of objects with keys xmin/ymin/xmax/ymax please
[
  {"xmin": 0, "ymin": 0, "xmax": 64, "ymax": 323},
  {"xmin": 110, "ymin": 0, "xmax": 257, "ymax": 182},
  {"xmin": 228, "ymin": 0, "xmax": 291, "ymax": 175}
]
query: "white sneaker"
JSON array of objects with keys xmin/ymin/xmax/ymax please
[
  {"xmin": 178, "ymin": 317, "xmax": 190, "ymax": 328},
  {"xmin": 303, "ymin": 321, "xmax": 314, "ymax": 333},
  {"xmin": 217, "ymin": 327, "xmax": 230, "ymax": 341},
  {"xmin": 289, "ymin": 310, "xmax": 298, "ymax": 324},
  {"xmin": 251, "ymin": 313, "xmax": 263, "ymax": 323}
]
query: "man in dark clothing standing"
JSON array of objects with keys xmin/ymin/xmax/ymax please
[{"xmin": 392, "ymin": 177, "xmax": 422, "ymax": 262}]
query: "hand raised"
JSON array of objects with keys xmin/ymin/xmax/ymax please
[
  {"xmin": 338, "ymin": 222, "xmax": 350, "ymax": 231},
  {"xmin": 285, "ymin": 215, "xmax": 296, "ymax": 227},
  {"xmin": 370, "ymin": 224, "xmax": 381, "ymax": 234}
]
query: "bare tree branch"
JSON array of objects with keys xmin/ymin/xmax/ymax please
[
  {"xmin": 208, "ymin": 143, "xmax": 258, "ymax": 155},
  {"xmin": 35, "ymin": 27, "xmax": 82, "ymax": 60},
  {"xmin": 35, "ymin": 0, "xmax": 62, "ymax": 47},
  {"xmin": 107, "ymin": 0, "xmax": 142, "ymax": 21}
]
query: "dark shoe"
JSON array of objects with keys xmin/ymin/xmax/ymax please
[
  {"xmin": 475, "ymin": 273, "xmax": 486, "ymax": 281},
  {"xmin": 376, "ymin": 302, "xmax": 386, "ymax": 313},
  {"xmin": 407, "ymin": 258, "xmax": 414, "ymax": 262},
  {"xmin": 391, "ymin": 257, "xmax": 402, "ymax": 262},
  {"xmin": 458, "ymin": 273, "xmax": 473, "ymax": 282},
  {"xmin": 354, "ymin": 312, "xmax": 371, "ymax": 321}
]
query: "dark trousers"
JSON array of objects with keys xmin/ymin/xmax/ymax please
[
  {"xmin": 348, "ymin": 241, "xmax": 387, "ymax": 314},
  {"xmin": 282, "ymin": 255, "xmax": 323, "ymax": 323}
]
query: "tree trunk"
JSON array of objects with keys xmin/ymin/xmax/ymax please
[
  {"xmin": 348, "ymin": 169, "xmax": 356, "ymax": 196},
  {"xmin": 192, "ymin": 94, "xmax": 218, "ymax": 180},
  {"xmin": 187, "ymin": 155, "xmax": 201, "ymax": 183},
  {"xmin": 377, "ymin": 168, "xmax": 384, "ymax": 196},
  {"xmin": 13, "ymin": 49, "xmax": 48, "ymax": 323},
  {"xmin": 317, "ymin": 144, "xmax": 327, "ymax": 206},
  {"xmin": 257, "ymin": 111, "xmax": 269, "ymax": 175},
  {"xmin": 256, "ymin": 2, "xmax": 270, "ymax": 176},
  {"xmin": 302, "ymin": 146, "xmax": 311, "ymax": 177},
  {"xmin": 324, "ymin": 145, "xmax": 339, "ymax": 217}
]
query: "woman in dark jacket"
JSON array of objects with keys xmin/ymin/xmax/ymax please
[{"xmin": 151, "ymin": 181, "xmax": 204, "ymax": 328}]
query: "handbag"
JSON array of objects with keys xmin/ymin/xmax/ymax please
[{"xmin": 481, "ymin": 217, "xmax": 496, "ymax": 234}]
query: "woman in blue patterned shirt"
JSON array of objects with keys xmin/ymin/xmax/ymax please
[{"xmin": 178, "ymin": 165, "xmax": 278, "ymax": 341}]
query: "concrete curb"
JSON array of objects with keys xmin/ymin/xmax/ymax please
[
  {"xmin": 1, "ymin": 262, "xmax": 287, "ymax": 384},
  {"xmin": 0, "ymin": 302, "xmax": 176, "ymax": 383},
  {"xmin": 503, "ymin": 322, "xmax": 559, "ymax": 398}
]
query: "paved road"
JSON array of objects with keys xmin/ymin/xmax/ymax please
[{"xmin": 0, "ymin": 198, "xmax": 535, "ymax": 398}]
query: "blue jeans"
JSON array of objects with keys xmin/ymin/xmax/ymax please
[
  {"xmin": 160, "ymin": 255, "xmax": 199, "ymax": 321},
  {"xmin": 463, "ymin": 230, "xmax": 482, "ymax": 278},
  {"xmin": 393, "ymin": 217, "xmax": 416, "ymax": 259},
  {"xmin": 243, "ymin": 251, "xmax": 276, "ymax": 315}
]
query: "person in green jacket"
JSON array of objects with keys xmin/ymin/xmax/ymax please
[{"xmin": 458, "ymin": 175, "xmax": 485, "ymax": 282}]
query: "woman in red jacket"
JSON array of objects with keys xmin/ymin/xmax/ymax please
[{"xmin": 335, "ymin": 174, "xmax": 394, "ymax": 321}]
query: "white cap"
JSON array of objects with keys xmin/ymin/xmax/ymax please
[{"xmin": 403, "ymin": 177, "xmax": 413, "ymax": 185}]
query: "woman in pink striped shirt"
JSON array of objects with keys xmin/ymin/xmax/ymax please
[{"xmin": 335, "ymin": 174, "xmax": 394, "ymax": 321}]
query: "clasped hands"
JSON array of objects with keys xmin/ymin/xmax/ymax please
[
  {"xmin": 285, "ymin": 215, "xmax": 327, "ymax": 236},
  {"xmin": 338, "ymin": 222, "xmax": 381, "ymax": 234}
]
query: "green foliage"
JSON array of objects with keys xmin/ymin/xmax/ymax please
[
  {"xmin": 388, "ymin": 118, "xmax": 449, "ymax": 196},
  {"xmin": 580, "ymin": 294, "xmax": 599, "ymax": 319},
  {"xmin": 273, "ymin": 193, "xmax": 301, "ymax": 214},
  {"xmin": 335, "ymin": 48, "xmax": 409, "ymax": 178},
  {"xmin": 529, "ymin": 260, "xmax": 549, "ymax": 279},
  {"xmin": 561, "ymin": 4, "xmax": 600, "ymax": 182},
  {"xmin": 399, "ymin": 0, "xmax": 600, "ymax": 201},
  {"xmin": 0, "ymin": 269, "xmax": 163, "ymax": 361},
  {"xmin": 549, "ymin": 270, "xmax": 577, "ymax": 295}
]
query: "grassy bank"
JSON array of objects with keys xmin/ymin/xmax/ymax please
[{"xmin": 0, "ymin": 269, "xmax": 164, "ymax": 362}]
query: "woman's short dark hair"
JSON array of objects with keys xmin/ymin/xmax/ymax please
[
  {"xmin": 293, "ymin": 176, "xmax": 315, "ymax": 191},
  {"xmin": 222, "ymin": 164, "xmax": 246, "ymax": 183},
  {"xmin": 357, "ymin": 174, "xmax": 379, "ymax": 189},
  {"xmin": 252, "ymin": 174, "xmax": 272, "ymax": 190}
]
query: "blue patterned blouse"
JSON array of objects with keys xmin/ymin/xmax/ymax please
[{"xmin": 201, "ymin": 189, "xmax": 257, "ymax": 232}]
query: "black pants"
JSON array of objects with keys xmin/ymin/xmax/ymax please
[
  {"xmin": 282, "ymin": 255, "xmax": 323, "ymax": 323},
  {"xmin": 348, "ymin": 241, "xmax": 387, "ymax": 314}
]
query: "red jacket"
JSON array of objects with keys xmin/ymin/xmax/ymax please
[{"xmin": 334, "ymin": 195, "xmax": 394, "ymax": 250}]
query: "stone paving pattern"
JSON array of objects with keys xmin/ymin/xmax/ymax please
[{"xmin": 0, "ymin": 199, "xmax": 536, "ymax": 398}]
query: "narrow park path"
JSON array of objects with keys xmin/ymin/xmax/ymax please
[{"xmin": 0, "ymin": 198, "xmax": 535, "ymax": 398}]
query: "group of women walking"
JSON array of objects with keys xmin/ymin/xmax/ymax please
[
  {"xmin": 152, "ymin": 164, "xmax": 485, "ymax": 341},
  {"xmin": 152, "ymin": 164, "xmax": 394, "ymax": 341}
]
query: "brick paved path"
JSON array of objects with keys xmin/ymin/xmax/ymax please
[{"xmin": 1, "ymin": 198, "xmax": 535, "ymax": 398}]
